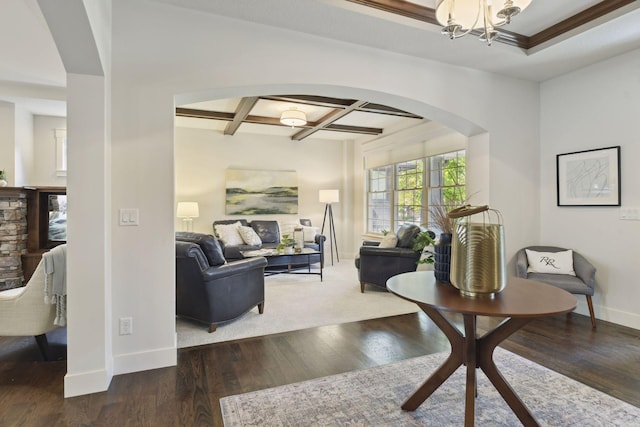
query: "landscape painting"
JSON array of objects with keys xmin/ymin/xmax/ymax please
[{"xmin": 226, "ymin": 169, "xmax": 298, "ymax": 215}]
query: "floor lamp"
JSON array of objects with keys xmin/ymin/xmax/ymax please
[{"xmin": 319, "ymin": 189, "xmax": 339, "ymax": 265}]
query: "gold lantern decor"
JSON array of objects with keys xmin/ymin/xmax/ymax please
[{"xmin": 448, "ymin": 205, "xmax": 506, "ymax": 298}]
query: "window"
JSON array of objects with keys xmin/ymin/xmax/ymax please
[
  {"xmin": 426, "ymin": 151, "xmax": 466, "ymax": 234},
  {"xmin": 366, "ymin": 165, "xmax": 392, "ymax": 234},
  {"xmin": 394, "ymin": 159, "xmax": 424, "ymax": 232},
  {"xmin": 366, "ymin": 150, "xmax": 465, "ymax": 235}
]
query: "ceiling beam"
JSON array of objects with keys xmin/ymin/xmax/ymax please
[
  {"xmin": 325, "ymin": 123, "xmax": 382, "ymax": 135},
  {"xmin": 528, "ymin": 0, "xmax": 637, "ymax": 48},
  {"xmin": 359, "ymin": 102, "xmax": 422, "ymax": 119},
  {"xmin": 345, "ymin": 0, "xmax": 437, "ymax": 25},
  {"xmin": 224, "ymin": 96, "xmax": 258, "ymax": 135},
  {"xmin": 292, "ymin": 100, "xmax": 369, "ymax": 141},
  {"xmin": 176, "ymin": 107, "xmax": 383, "ymax": 136},
  {"xmin": 176, "ymin": 108, "xmax": 234, "ymax": 120},
  {"xmin": 264, "ymin": 95, "xmax": 423, "ymax": 119},
  {"xmin": 261, "ymin": 95, "xmax": 357, "ymax": 108}
]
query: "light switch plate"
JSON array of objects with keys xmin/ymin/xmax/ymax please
[
  {"xmin": 620, "ymin": 207, "xmax": 640, "ymax": 221},
  {"xmin": 119, "ymin": 208, "xmax": 139, "ymax": 226}
]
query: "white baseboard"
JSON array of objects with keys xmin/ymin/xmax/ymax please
[
  {"xmin": 112, "ymin": 345, "xmax": 177, "ymax": 376},
  {"xmin": 575, "ymin": 298, "xmax": 640, "ymax": 330},
  {"xmin": 64, "ymin": 366, "xmax": 113, "ymax": 398},
  {"xmin": 62, "ymin": 344, "xmax": 181, "ymax": 397}
]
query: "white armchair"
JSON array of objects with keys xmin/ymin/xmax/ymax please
[{"xmin": 0, "ymin": 259, "xmax": 59, "ymax": 360}]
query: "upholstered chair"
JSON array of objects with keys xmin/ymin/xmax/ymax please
[
  {"xmin": 355, "ymin": 224, "xmax": 423, "ymax": 293},
  {"xmin": 176, "ymin": 232, "xmax": 268, "ymax": 332},
  {"xmin": 516, "ymin": 245, "xmax": 597, "ymax": 329},
  {"xmin": 0, "ymin": 259, "xmax": 59, "ymax": 360}
]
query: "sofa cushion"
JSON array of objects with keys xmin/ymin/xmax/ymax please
[
  {"xmin": 302, "ymin": 226, "xmax": 318, "ymax": 242},
  {"xmin": 396, "ymin": 224, "xmax": 421, "ymax": 248},
  {"xmin": 379, "ymin": 234, "xmax": 398, "ymax": 248},
  {"xmin": 176, "ymin": 232, "xmax": 226, "ymax": 266},
  {"xmin": 250, "ymin": 220, "xmax": 280, "ymax": 244},
  {"xmin": 214, "ymin": 222, "xmax": 245, "ymax": 247},
  {"xmin": 238, "ymin": 225, "xmax": 262, "ymax": 246},
  {"xmin": 213, "ymin": 219, "xmax": 249, "ymax": 228}
]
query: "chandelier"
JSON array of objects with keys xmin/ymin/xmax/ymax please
[{"xmin": 435, "ymin": 0, "xmax": 532, "ymax": 45}]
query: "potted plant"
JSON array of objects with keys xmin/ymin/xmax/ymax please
[
  {"xmin": 277, "ymin": 234, "xmax": 296, "ymax": 254},
  {"xmin": 0, "ymin": 169, "xmax": 7, "ymax": 187},
  {"xmin": 413, "ymin": 230, "xmax": 436, "ymax": 265}
]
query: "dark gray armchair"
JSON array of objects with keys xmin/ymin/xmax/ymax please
[
  {"xmin": 176, "ymin": 232, "xmax": 267, "ymax": 332},
  {"xmin": 516, "ymin": 245, "xmax": 597, "ymax": 329},
  {"xmin": 355, "ymin": 224, "xmax": 424, "ymax": 293}
]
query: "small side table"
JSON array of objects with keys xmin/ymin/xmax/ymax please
[{"xmin": 387, "ymin": 271, "xmax": 577, "ymax": 427}]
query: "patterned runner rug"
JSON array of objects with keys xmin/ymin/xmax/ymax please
[{"xmin": 220, "ymin": 348, "xmax": 640, "ymax": 426}]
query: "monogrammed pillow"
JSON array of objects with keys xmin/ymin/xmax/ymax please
[{"xmin": 525, "ymin": 249, "xmax": 576, "ymax": 276}]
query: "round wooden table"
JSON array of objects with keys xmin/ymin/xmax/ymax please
[{"xmin": 387, "ymin": 271, "xmax": 577, "ymax": 427}]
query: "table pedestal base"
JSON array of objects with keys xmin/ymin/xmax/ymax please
[{"xmin": 402, "ymin": 304, "xmax": 540, "ymax": 427}]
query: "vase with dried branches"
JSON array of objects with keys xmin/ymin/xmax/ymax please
[{"xmin": 429, "ymin": 201, "xmax": 458, "ymax": 283}]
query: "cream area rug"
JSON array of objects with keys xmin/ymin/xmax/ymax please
[
  {"xmin": 220, "ymin": 348, "xmax": 640, "ymax": 426},
  {"xmin": 176, "ymin": 259, "xmax": 420, "ymax": 348}
]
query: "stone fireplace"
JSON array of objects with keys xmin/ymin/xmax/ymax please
[{"xmin": 0, "ymin": 188, "xmax": 28, "ymax": 290}]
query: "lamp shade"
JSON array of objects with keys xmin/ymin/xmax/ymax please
[
  {"xmin": 319, "ymin": 189, "xmax": 339, "ymax": 204},
  {"xmin": 177, "ymin": 202, "xmax": 199, "ymax": 218},
  {"xmin": 435, "ymin": 0, "xmax": 532, "ymax": 30},
  {"xmin": 280, "ymin": 108, "xmax": 307, "ymax": 127}
]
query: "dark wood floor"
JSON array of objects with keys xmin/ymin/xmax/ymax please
[{"xmin": 1, "ymin": 312, "xmax": 639, "ymax": 426}]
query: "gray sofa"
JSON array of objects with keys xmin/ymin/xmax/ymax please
[{"xmin": 212, "ymin": 219, "xmax": 325, "ymax": 266}]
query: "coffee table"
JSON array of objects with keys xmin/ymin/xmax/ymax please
[
  {"xmin": 241, "ymin": 248, "xmax": 322, "ymax": 281},
  {"xmin": 387, "ymin": 271, "xmax": 577, "ymax": 427}
]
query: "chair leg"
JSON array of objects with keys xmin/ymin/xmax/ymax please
[
  {"xmin": 34, "ymin": 334, "xmax": 50, "ymax": 361},
  {"xmin": 258, "ymin": 302, "xmax": 265, "ymax": 314},
  {"xmin": 360, "ymin": 282, "xmax": 365, "ymax": 293},
  {"xmin": 208, "ymin": 323, "xmax": 217, "ymax": 333},
  {"xmin": 586, "ymin": 295, "xmax": 597, "ymax": 329}
]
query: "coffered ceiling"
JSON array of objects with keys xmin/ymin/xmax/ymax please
[{"xmin": 176, "ymin": 95, "xmax": 425, "ymax": 142}]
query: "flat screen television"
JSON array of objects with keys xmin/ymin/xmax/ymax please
[
  {"xmin": 31, "ymin": 188, "xmax": 67, "ymax": 249},
  {"xmin": 47, "ymin": 194, "xmax": 67, "ymax": 243}
]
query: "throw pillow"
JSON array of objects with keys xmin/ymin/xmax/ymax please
[
  {"xmin": 214, "ymin": 222, "xmax": 244, "ymax": 247},
  {"xmin": 302, "ymin": 226, "xmax": 318, "ymax": 242},
  {"xmin": 379, "ymin": 234, "xmax": 398, "ymax": 248},
  {"xmin": 525, "ymin": 249, "xmax": 576, "ymax": 276},
  {"xmin": 238, "ymin": 225, "xmax": 262, "ymax": 246}
]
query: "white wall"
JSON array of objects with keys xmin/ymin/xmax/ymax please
[
  {"xmin": 0, "ymin": 101, "xmax": 16, "ymax": 185},
  {"xmin": 13, "ymin": 106, "xmax": 34, "ymax": 186},
  {"xmin": 32, "ymin": 115, "xmax": 67, "ymax": 186},
  {"xmin": 175, "ymin": 127, "xmax": 345, "ymax": 240},
  {"xmin": 540, "ymin": 48, "xmax": 640, "ymax": 328}
]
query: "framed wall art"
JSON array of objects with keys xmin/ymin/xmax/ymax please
[
  {"xmin": 557, "ymin": 146, "xmax": 621, "ymax": 206},
  {"xmin": 225, "ymin": 169, "xmax": 298, "ymax": 215}
]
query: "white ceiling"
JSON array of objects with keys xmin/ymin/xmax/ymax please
[{"xmin": 2, "ymin": 0, "xmax": 640, "ymax": 134}]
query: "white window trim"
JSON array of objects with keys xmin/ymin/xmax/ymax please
[{"xmin": 55, "ymin": 128, "xmax": 67, "ymax": 177}]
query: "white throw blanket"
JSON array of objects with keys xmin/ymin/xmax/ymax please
[{"xmin": 43, "ymin": 244, "xmax": 67, "ymax": 326}]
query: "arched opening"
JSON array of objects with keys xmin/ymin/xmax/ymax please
[{"xmin": 173, "ymin": 83, "xmax": 489, "ymax": 346}]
